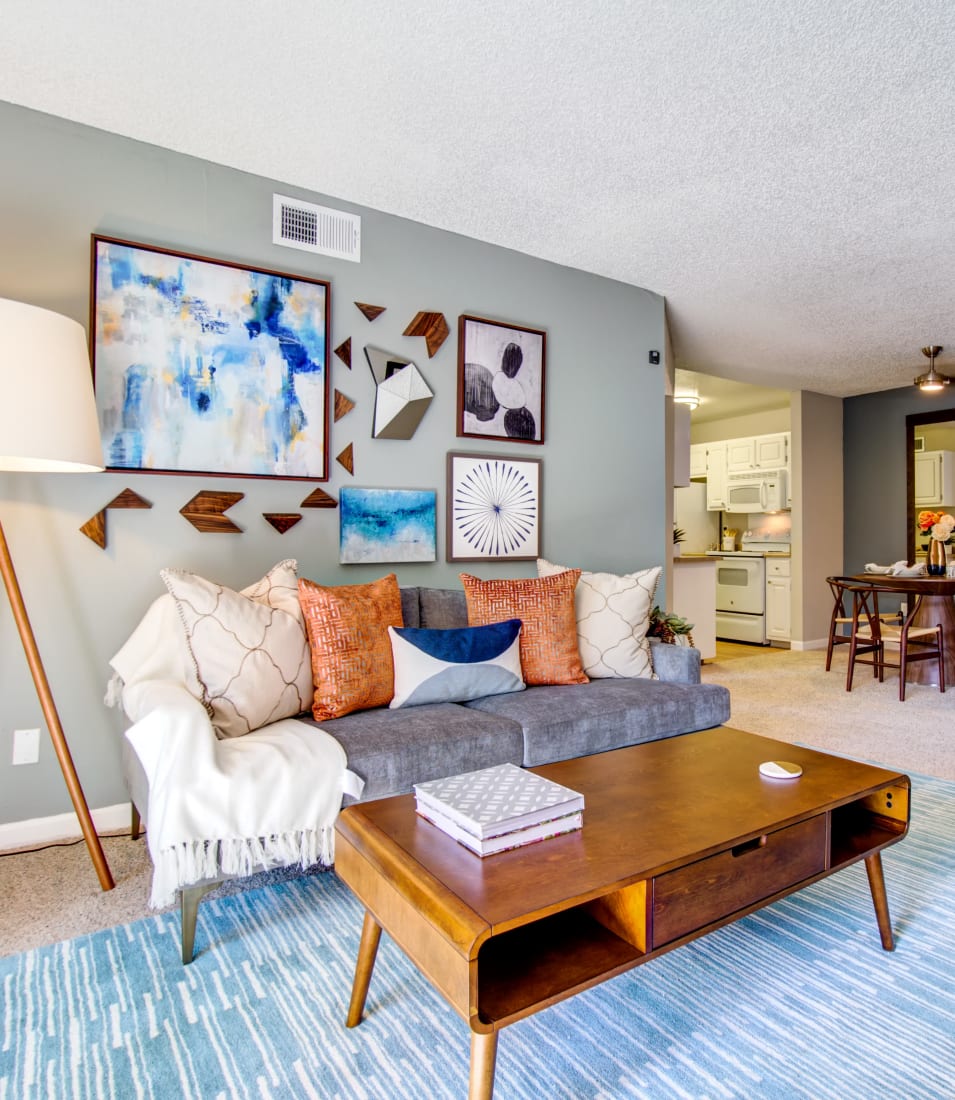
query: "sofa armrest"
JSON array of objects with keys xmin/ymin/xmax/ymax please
[{"xmin": 648, "ymin": 637, "xmax": 701, "ymax": 684}]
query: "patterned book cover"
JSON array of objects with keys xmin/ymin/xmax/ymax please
[
  {"xmin": 414, "ymin": 762, "xmax": 584, "ymax": 839},
  {"xmin": 417, "ymin": 805, "xmax": 583, "ymax": 856}
]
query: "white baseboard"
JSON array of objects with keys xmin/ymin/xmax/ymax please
[
  {"xmin": 791, "ymin": 639, "xmax": 827, "ymax": 652},
  {"xmin": 0, "ymin": 802, "xmax": 131, "ymax": 852}
]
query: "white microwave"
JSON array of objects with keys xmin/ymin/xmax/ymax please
[{"xmin": 726, "ymin": 469, "xmax": 788, "ymax": 512}]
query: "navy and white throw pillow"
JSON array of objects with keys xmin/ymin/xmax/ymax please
[{"xmin": 388, "ymin": 619, "xmax": 525, "ymax": 708}]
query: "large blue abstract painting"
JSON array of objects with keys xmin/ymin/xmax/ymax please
[
  {"xmin": 340, "ymin": 488, "xmax": 437, "ymax": 564},
  {"xmin": 92, "ymin": 237, "xmax": 330, "ymax": 479}
]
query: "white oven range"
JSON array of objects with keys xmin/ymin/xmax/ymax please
[{"xmin": 705, "ymin": 533, "xmax": 791, "ymax": 644}]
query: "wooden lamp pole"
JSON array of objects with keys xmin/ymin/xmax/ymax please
[{"xmin": 0, "ymin": 297, "xmax": 114, "ymax": 891}]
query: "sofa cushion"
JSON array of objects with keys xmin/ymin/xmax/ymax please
[
  {"xmin": 418, "ymin": 586, "xmax": 469, "ymax": 629},
  {"xmin": 159, "ymin": 560, "xmax": 313, "ymax": 739},
  {"xmin": 299, "ymin": 573, "xmax": 404, "ymax": 720},
  {"xmin": 464, "ymin": 678, "xmax": 732, "ymax": 766},
  {"xmin": 301, "ymin": 704, "xmax": 525, "ymax": 802},
  {"xmin": 388, "ymin": 620, "xmax": 525, "ymax": 708},
  {"xmin": 460, "ymin": 571, "xmax": 589, "ymax": 686},
  {"xmin": 537, "ymin": 559, "xmax": 660, "ymax": 680}
]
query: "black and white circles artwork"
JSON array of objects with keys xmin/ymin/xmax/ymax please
[{"xmin": 457, "ymin": 315, "xmax": 546, "ymax": 444}]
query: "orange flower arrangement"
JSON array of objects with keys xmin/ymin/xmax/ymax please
[{"xmin": 918, "ymin": 510, "xmax": 955, "ymax": 541}]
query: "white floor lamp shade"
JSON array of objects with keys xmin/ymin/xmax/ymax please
[{"xmin": 0, "ymin": 297, "xmax": 114, "ymax": 890}]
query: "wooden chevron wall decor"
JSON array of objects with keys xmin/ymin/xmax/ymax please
[
  {"xmin": 180, "ymin": 490, "xmax": 244, "ymax": 533},
  {"xmin": 80, "ymin": 488, "xmax": 153, "ymax": 549},
  {"xmin": 403, "ymin": 311, "xmax": 449, "ymax": 358}
]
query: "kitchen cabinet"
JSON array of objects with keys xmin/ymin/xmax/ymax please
[
  {"xmin": 671, "ymin": 558, "xmax": 716, "ymax": 660},
  {"xmin": 726, "ymin": 432, "xmax": 790, "ymax": 473},
  {"xmin": 914, "ymin": 450, "xmax": 955, "ymax": 506},
  {"xmin": 765, "ymin": 558, "xmax": 791, "ymax": 643},
  {"xmin": 705, "ymin": 443, "xmax": 727, "ymax": 510},
  {"xmin": 689, "ymin": 443, "xmax": 707, "ymax": 479}
]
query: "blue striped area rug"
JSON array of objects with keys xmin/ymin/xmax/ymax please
[{"xmin": 2, "ymin": 774, "xmax": 954, "ymax": 1100}]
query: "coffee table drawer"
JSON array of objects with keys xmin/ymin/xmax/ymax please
[{"xmin": 652, "ymin": 815, "xmax": 827, "ymax": 947}]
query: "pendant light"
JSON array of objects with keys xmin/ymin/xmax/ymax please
[{"xmin": 915, "ymin": 345, "xmax": 949, "ymax": 393}]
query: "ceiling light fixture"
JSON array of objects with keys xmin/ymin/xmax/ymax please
[
  {"xmin": 674, "ymin": 393, "xmax": 700, "ymax": 410},
  {"xmin": 915, "ymin": 345, "xmax": 949, "ymax": 393}
]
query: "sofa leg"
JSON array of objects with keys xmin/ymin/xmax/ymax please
[
  {"xmin": 180, "ymin": 881, "xmax": 220, "ymax": 964},
  {"xmin": 130, "ymin": 804, "xmax": 142, "ymax": 839}
]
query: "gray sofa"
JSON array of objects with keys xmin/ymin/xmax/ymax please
[
  {"xmin": 122, "ymin": 583, "xmax": 729, "ymax": 962},
  {"xmin": 303, "ymin": 586, "xmax": 730, "ymax": 802}
]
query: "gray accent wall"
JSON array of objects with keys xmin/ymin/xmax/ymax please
[
  {"xmin": 0, "ymin": 102, "xmax": 666, "ymax": 825},
  {"xmin": 844, "ymin": 385, "xmax": 955, "ymax": 572}
]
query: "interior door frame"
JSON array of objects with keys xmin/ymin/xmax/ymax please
[{"xmin": 905, "ymin": 407, "xmax": 955, "ymax": 563}]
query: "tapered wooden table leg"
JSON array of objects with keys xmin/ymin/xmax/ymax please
[
  {"xmin": 864, "ymin": 851, "xmax": 894, "ymax": 951},
  {"xmin": 346, "ymin": 910, "xmax": 382, "ymax": 1027},
  {"xmin": 469, "ymin": 1031, "xmax": 499, "ymax": 1100}
]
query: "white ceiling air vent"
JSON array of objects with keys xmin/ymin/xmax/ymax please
[{"xmin": 272, "ymin": 194, "xmax": 361, "ymax": 262}]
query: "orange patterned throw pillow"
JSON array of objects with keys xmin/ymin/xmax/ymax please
[
  {"xmin": 299, "ymin": 574, "xmax": 404, "ymax": 720},
  {"xmin": 460, "ymin": 571, "xmax": 589, "ymax": 686}
]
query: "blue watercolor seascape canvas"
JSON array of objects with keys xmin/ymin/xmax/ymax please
[
  {"xmin": 92, "ymin": 238, "xmax": 329, "ymax": 478},
  {"xmin": 340, "ymin": 488, "xmax": 437, "ymax": 564}
]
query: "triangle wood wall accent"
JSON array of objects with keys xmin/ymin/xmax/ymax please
[
  {"xmin": 334, "ymin": 337, "xmax": 352, "ymax": 368},
  {"xmin": 336, "ymin": 442, "xmax": 355, "ymax": 476},
  {"xmin": 355, "ymin": 302, "xmax": 386, "ymax": 322},
  {"xmin": 301, "ymin": 488, "xmax": 338, "ymax": 508},
  {"xmin": 263, "ymin": 513, "xmax": 302, "ymax": 534},
  {"xmin": 403, "ymin": 311, "xmax": 449, "ymax": 358},
  {"xmin": 80, "ymin": 487, "xmax": 153, "ymax": 549},
  {"xmin": 180, "ymin": 490, "xmax": 244, "ymax": 533},
  {"xmin": 334, "ymin": 390, "xmax": 356, "ymax": 422}
]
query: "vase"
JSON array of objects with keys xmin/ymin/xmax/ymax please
[{"xmin": 928, "ymin": 538, "xmax": 947, "ymax": 575}]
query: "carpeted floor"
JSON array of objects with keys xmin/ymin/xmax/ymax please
[
  {"xmin": 701, "ymin": 646, "xmax": 955, "ymax": 782},
  {"xmin": 2, "ymin": 770, "xmax": 954, "ymax": 1099}
]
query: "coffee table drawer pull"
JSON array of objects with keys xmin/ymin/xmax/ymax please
[
  {"xmin": 652, "ymin": 815, "xmax": 827, "ymax": 948},
  {"xmin": 732, "ymin": 835, "xmax": 767, "ymax": 857}
]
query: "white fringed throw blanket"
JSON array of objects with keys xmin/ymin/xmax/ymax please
[{"xmin": 122, "ymin": 679, "xmax": 364, "ymax": 908}]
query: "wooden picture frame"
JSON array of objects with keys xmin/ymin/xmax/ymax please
[
  {"xmin": 446, "ymin": 451, "xmax": 542, "ymax": 561},
  {"xmin": 456, "ymin": 314, "xmax": 546, "ymax": 444},
  {"xmin": 90, "ymin": 235, "xmax": 331, "ymax": 480}
]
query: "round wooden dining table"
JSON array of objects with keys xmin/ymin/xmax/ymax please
[{"xmin": 851, "ymin": 573, "xmax": 955, "ymax": 686}]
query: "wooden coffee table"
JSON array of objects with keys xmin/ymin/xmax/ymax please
[{"xmin": 335, "ymin": 727, "xmax": 910, "ymax": 1099}]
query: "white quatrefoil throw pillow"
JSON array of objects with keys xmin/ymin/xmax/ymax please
[
  {"xmin": 161, "ymin": 559, "xmax": 314, "ymax": 738},
  {"xmin": 537, "ymin": 559, "xmax": 661, "ymax": 679}
]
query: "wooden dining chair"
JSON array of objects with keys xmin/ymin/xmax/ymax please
[
  {"xmin": 845, "ymin": 583, "xmax": 945, "ymax": 700},
  {"xmin": 825, "ymin": 576, "xmax": 900, "ymax": 673}
]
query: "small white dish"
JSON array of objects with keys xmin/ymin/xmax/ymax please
[{"xmin": 759, "ymin": 760, "xmax": 803, "ymax": 780}]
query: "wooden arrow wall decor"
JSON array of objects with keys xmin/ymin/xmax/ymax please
[
  {"xmin": 80, "ymin": 488, "xmax": 153, "ymax": 549},
  {"xmin": 180, "ymin": 490, "xmax": 244, "ymax": 533}
]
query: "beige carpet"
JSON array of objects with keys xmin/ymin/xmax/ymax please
[
  {"xmin": 2, "ymin": 646, "xmax": 951, "ymax": 958},
  {"xmin": 703, "ymin": 646, "xmax": 955, "ymax": 781}
]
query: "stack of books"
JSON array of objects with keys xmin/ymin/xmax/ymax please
[{"xmin": 414, "ymin": 762, "xmax": 584, "ymax": 856}]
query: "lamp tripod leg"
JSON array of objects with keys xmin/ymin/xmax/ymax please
[{"xmin": 0, "ymin": 520, "xmax": 113, "ymax": 891}]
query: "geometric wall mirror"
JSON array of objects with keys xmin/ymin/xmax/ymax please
[{"xmin": 364, "ymin": 345, "xmax": 434, "ymax": 440}]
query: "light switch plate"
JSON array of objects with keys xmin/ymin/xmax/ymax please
[{"xmin": 12, "ymin": 728, "xmax": 40, "ymax": 766}]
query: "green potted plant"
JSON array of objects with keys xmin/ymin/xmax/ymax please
[
  {"xmin": 673, "ymin": 525, "xmax": 686, "ymax": 557},
  {"xmin": 648, "ymin": 606, "xmax": 695, "ymax": 647}
]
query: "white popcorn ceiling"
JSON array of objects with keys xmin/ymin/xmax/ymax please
[{"xmin": 2, "ymin": 1, "xmax": 954, "ymax": 398}]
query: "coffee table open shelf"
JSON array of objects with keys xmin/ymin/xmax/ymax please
[{"xmin": 336, "ymin": 728, "xmax": 910, "ymax": 1099}]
